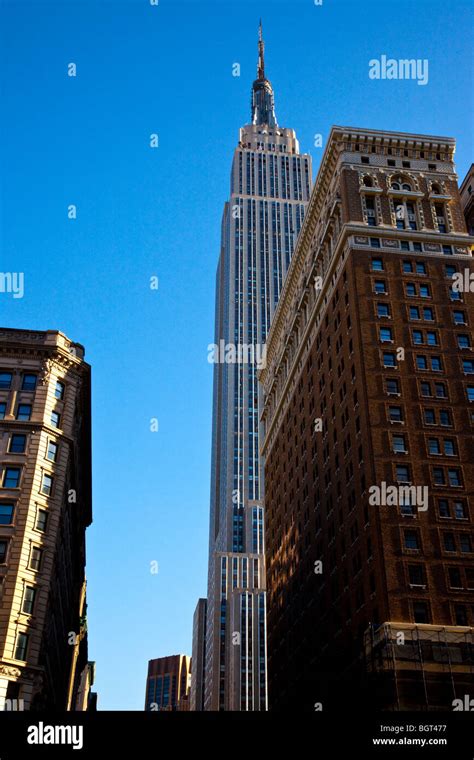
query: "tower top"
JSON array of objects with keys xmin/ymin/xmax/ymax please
[{"xmin": 251, "ymin": 21, "xmax": 277, "ymax": 127}]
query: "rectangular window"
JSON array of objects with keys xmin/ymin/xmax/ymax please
[
  {"xmin": 439, "ymin": 409, "xmax": 452, "ymax": 426},
  {"xmin": 403, "ymin": 260, "xmax": 413, "ymax": 272},
  {"xmin": 408, "ymin": 565, "xmax": 424, "ymax": 586},
  {"xmin": 377, "ymin": 303, "xmax": 390, "ymax": 317},
  {"xmin": 50, "ymin": 411, "xmax": 61, "ymax": 429},
  {"xmin": 433, "ymin": 467, "xmax": 445, "ymax": 485},
  {"xmin": 21, "ymin": 374, "xmax": 37, "ymax": 391},
  {"xmin": 416, "ymin": 262, "xmax": 426, "ymax": 274},
  {"xmin": 448, "ymin": 567, "xmax": 462, "ymax": 588},
  {"xmin": 55, "ymin": 381, "xmax": 65, "ymax": 400},
  {"xmin": 29, "ymin": 546, "xmax": 42, "ymax": 571},
  {"xmin": 431, "ymin": 356, "xmax": 442, "ymax": 372},
  {"xmin": 428, "ymin": 438, "xmax": 440, "ymax": 455},
  {"xmin": 46, "ymin": 441, "xmax": 58, "ymax": 462},
  {"xmin": 413, "ymin": 330, "xmax": 423, "ymax": 345},
  {"xmin": 22, "ymin": 586, "xmax": 36, "ymax": 615},
  {"xmin": 454, "ymin": 501, "xmax": 467, "ymax": 520},
  {"xmin": 370, "ymin": 239, "xmax": 381, "ymax": 249},
  {"xmin": 438, "ymin": 499, "xmax": 450, "ymax": 518},
  {"xmin": 455, "ymin": 605, "xmax": 468, "ymax": 626},
  {"xmin": 16, "ymin": 404, "xmax": 31, "ymax": 421},
  {"xmin": 0, "ymin": 372, "xmax": 12, "ymax": 389},
  {"xmin": 460, "ymin": 535, "xmax": 472, "ymax": 553},
  {"xmin": 0, "ymin": 540, "xmax": 8, "ymax": 563},
  {"xmin": 406, "ymin": 283, "xmax": 416, "ymax": 296},
  {"xmin": 458, "ymin": 335, "xmax": 471, "ymax": 349},
  {"xmin": 41, "ymin": 474, "xmax": 53, "ymax": 496},
  {"xmin": 419, "ymin": 285, "xmax": 430, "ymax": 298},
  {"xmin": 435, "ymin": 382, "xmax": 447, "ymax": 398},
  {"xmin": 3, "ymin": 468, "xmax": 20, "ymax": 488},
  {"xmin": 386, "ymin": 379, "xmax": 400, "ymax": 395},
  {"xmin": 389, "ymin": 406, "xmax": 403, "ymax": 422},
  {"xmin": 413, "ymin": 601, "xmax": 430, "ymax": 624},
  {"xmin": 468, "ymin": 386, "xmax": 474, "ymax": 402},
  {"xmin": 444, "ymin": 439, "xmax": 456, "ymax": 456},
  {"xmin": 416, "ymin": 356, "xmax": 427, "ymax": 370},
  {"xmin": 396, "ymin": 465, "xmax": 410, "ymax": 482},
  {"xmin": 371, "ymin": 256, "xmax": 383, "ymax": 269},
  {"xmin": 423, "ymin": 307, "xmax": 434, "ymax": 321},
  {"xmin": 421, "ymin": 382, "xmax": 431, "ymax": 397},
  {"xmin": 383, "ymin": 352, "xmax": 396, "ymax": 367},
  {"xmin": 380, "ymin": 327, "xmax": 393, "ymax": 342},
  {"xmin": 443, "ymin": 533, "xmax": 456, "ymax": 552},
  {"xmin": 426, "ymin": 331, "xmax": 438, "ymax": 346},
  {"xmin": 0, "ymin": 402, "xmax": 5, "ymax": 420},
  {"xmin": 374, "ymin": 280, "xmax": 386, "ymax": 294},
  {"xmin": 453, "ymin": 311, "xmax": 466, "ymax": 325},
  {"xmin": 404, "ymin": 530, "xmax": 419, "ymax": 549},
  {"xmin": 462, "ymin": 360, "xmax": 474, "ymax": 374},
  {"xmin": 0, "ymin": 503, "xmax": 14, "ymax": 525},
  {"xmin": 9, "ymin": 434, "xmax": 26, "ymax": 453},
  {"xmin": 14, "ymin": 633, "xmax": 28, "ymax": 661},
  {"xmin": 448, "ymin": 468, "xmax": 461, "ymax": 487},
  {"xmin": 393, "ymin": 435, "xmax": 407, "ymax": 453},
  {"xmin": 409, "ymin": 306, "xmax": 420, "ymax": 319},
  {"xmin": 36, "ymin": 509, "xmax": 48, "ymax": 532}
]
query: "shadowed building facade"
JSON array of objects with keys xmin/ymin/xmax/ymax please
[
  {"xmin": 201, "ymin": 25, "xmax": 312, "ymax": 710},
  {"xmin": 260, "ymin": 127, "xmax": 474, "ymax": 711},
  {"xmin": 145, "ymin": 655, "xmax": 191, "ymax": 711},
  {"xmin": 0, "ymin": 328, "xmax": 93, "ymax": 710}
]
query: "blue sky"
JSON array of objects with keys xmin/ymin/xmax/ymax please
[{"xmin": 1, "ymin": 0, "xmax": 472, "ymax": 709}]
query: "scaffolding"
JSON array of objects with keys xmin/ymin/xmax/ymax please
[{"xmin": 364, "ymin": 622, "xmax": 474, "ymax": 710}]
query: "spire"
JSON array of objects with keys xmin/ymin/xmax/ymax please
[{"xmin": 251, "ymin": 21, "xmax": 277, "ymax": 127}]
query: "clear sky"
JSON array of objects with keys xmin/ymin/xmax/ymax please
[{"xmin": 1, "ymin": 0, "xmax": 472, "ymax": 710}]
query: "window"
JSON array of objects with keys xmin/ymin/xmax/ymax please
[
  {"xmin": 423, "ymin": 307, "xmax": 434, "ymax": 321},
  {"xmin": 29, "ymin": 546, "xmax": 42, "ymax": 571},
  {"xmin": 406, "ymin": 283, "xmax": 416, "ymax": 296},
  {"xmin": 383, "ymin": 352, "xmax": 396, "ymax": 367},
  {"xmin": 416, "ymin": 356, "xmax": 427, "ymax": 370},
  {"xmin": 50, "ymin": 411, "xmax": 61, "ymax": 429},
  {"xmin": 55, "ymin": 381, "xmax": 65, "ymax": 400},
  {"xmin": 426, "ymin": 332, "xmax": 438, "ymax": 346},
  {"xmin": 454, "ymin": 501, "xmax": 467, "ymax": 520},
  {"xmin": 419, "ymin": 285, "xmax": 430, "ymax": 298},
  {"xmin": 428, "ymin": 438, "xmax": 441, "ymax": 455},
  {"xmin": 448, "ymin": 468, "xmax": 461, "ymax": 487},
  {"xmin": 421, "ymin": 382, "xmax": 431, "ymax": 397},
  {"xmin": 403, "ymin": 260, "xmax": 413, "ymax": 273},
  {"xmin": 404, "ymin": 530, "xmax": 419, "ymax": 550},
  {"xmin": 435, "ymin": 382, "xmax": 447, "ymax": 398},
  {"xmin": 435, "ymin": 203, "xmax": 447, "ymax": 232},
  {"xmin": 445, "ymin": 265, "xmax": 456, "ymax": 277},
  {"xmin": 371, "ymin": 257, "xmax": 383, "ymax": 269},
  {"xmin": 46, "ymin": 441, "xmax": 58, "ymax": 462},
  {"xmin": 396, "ymin": 465, "xmax": 410, "ymax": 482},
  {"xmin": 9, "ymin": 434, "xmax": 26, "ymax": 453},
  {"xmin": 365, "ymin": 196, "xmax": 376, "ymax": 225},
  {"xmin": 377, "ymin": 303, "xmax": 390, "ymax": 317},
  {"xmin": 374, "ymin": 280, "xmax": 386, "ymax": 294},
  {"xmin": 41, "ymin": 474, "xmax": 53, "ymax": 496},
  {"xmin": 433, "ymin": 467, "xmax": 445, "ymax": 485},
  {"xmin": 380, "ymin": 327, "xmax": 393, "ymax": 342},
  {"xmin": 370, "ymin": 238, "xmax": 381, "ymax": 249},
  {"xmin": 386, "ymin": 379, "xmax": 400, "ymax": 395},
  {"xmin": 460, "ymin": 534, "xmax": 472, "ymax": 553},
  {"xmin": 393, "ymin": 435, "xmax": 407, "ymax": 453},
  {"xmin": 453, "ymin": 310, "xmax": 466, "ymax": 325},
  {"xmin": 440, "ymin": 409, "xmax": 452, "ymax": 426},
  {"xmin": 22, "ymin": 586, "xmax": 36, "ymax": 615},
  {"xmin": 408, "ymin": 565, "xmax": 424, "ymax": 586},
  {"xmin": 3, "ymin": 468, "xmax": 20, "ymax": 488},
  {"xmin": 413, "ymin": 242, "xmax": 422, "ymax": 252},
  {"xmin": 21, "ymin": 374, "xmax": 37, "ymax": 391},
  {"xmin": 466, "ymin": 569, "xmax": 474, "ymax": 590},
  {"xmin": 0, "ymin": 403, "xmax": 5, "ymax": 420},
  {"xmin": 431, "ymin": 356, "xmax": 442, "ymax": 372},
  {"xmin": 444, "ymin": 439, "xmax": 456, "ymax": 456},
  {"xmin": 458, "ymin": 334, "xmax": 471, "ymax": 349},
  {"xmin": 462, "ymin": 360, "xmax": 474, "ymax": 374},
  {"xmin": 468, "ymin": 387, "xmax": 474, "ymax": 402},
  {"xmin": 416, "ymin": 262, "xmax": 426, "ymax": 275},
  {"xmin": 438, "ymin": 499, "xmax": 450, "ymax": 518},
  {"xmin": 424, "ymin": 408, "xmax": 435, "ymax": 424},
  {"xmin": 0, "ymin": 503, "xmax": 14, "ymax": 525},
  {"xmin": 36, "ymin": 509, "xmax": 48, "ymax": 532},
  {"xmin": 401, "ymin": 241, "xmax": 410, "ymax": 251},
  {"xmin": 0, "ymin": 540, "xmax": 7, "ymax": 563},
  {"xmin": 448, "ymin": 567, "xmax": 462, "ymax": 588},
  {"xmin": 0, "ymin": 372, "xmax": 12, "ymax": 389},
  {"xmin": 442, "ymin": 245, "xmax": 452, "ymax": 255},
  {"xmin": 409, "ymin": 306, "xmax": 420, "ymax": 320},
  {"xmin": 16, "ymin": 404, "xmax": 31, "ymax": 421},
  {"xmin": 455, "ymin": 605, "xmax": 468, "ymax": 626},
  {"xmin": 14, "ymin": 633, "xmax": 28, "ymax": 661},
  {"xmin": 389, "ymin": 406, "xmax": 403, "ymax": 422},
  {"xmin": 443, "ymin": 533, "xmax": 456, "ymax": 552},
  {"xmin": 450, "ymin": 287, "xmax": 461, "ymax": 301},
  {"xmin": 413, "ymin": 330, "xmax": 423, "ymax": 345}
]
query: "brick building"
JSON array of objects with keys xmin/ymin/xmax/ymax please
[{"xmin": 260, "ymin": 127, "xmax": 474, "ymax": 711}]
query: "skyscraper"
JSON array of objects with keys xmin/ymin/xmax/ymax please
[
  {"xmin": 0, "ymin": 328, "xmax": 93, "ymax": 710},
  {"xmin": 201, "ymin": 24, "xmax": 312, "ymax": 711},
  {"xmin": 145, "ymin": 655, "xmax": 191, "ymax": 711},
  {"xmin": 260, "ymin": 126, "xmax": 474, "ymax": 710}
]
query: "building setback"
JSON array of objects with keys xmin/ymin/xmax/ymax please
[
  {"xmin": 190, "ymin": 598, "xmax": 207, "ymax": 711},
  {"xmin": 260, "ymin": 127, "xmax": 474, "ymax": 711},
  {"xmin": 145, "ymin": 655, "xmax": 191, "ymax": 711},
  {"xmin": 202, "ymin": 24, "xmax": 312, "ymax": 710},
  {"xmin": 0, "ymin": 328, "xmax": 94, "ymax": 710}
]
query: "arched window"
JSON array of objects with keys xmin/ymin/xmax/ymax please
[
  {"xmin": 431, "ymin": 183, "xmax": 441, "ymax": 194},
  {"xmin": 391, "ymin": 182, "xmax": 400, "ymax": 190},
  {"xmin": 402, "ymin": 183, "xmax": 412, "ymax": 191},
  {"xmin": 363, "ymin": 176, "xmax": 373, "ymax": 187}
]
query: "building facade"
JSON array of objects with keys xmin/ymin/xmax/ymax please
[
  {"xmin": 0, "ymin": 328, "xmax": 92, "ymax": 710},
  {"xmin": 260, "ymin": 127, "xmax": 474, "ymax": 710},
  {"xmin": 203, "ymin": 25, "xmax": 312, "ymax": 710},
  {"xmin": 190, "ymin": 597, "xmax": 207, "ymax": 711},
  {"xmin": 145, "ymin": 654, "xmax": 191, "ymax": 711}
]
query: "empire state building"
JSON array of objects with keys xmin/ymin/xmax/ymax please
[{"xmin": 194, "ymin": 24, "xmax": 312, "ymax": 711}]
